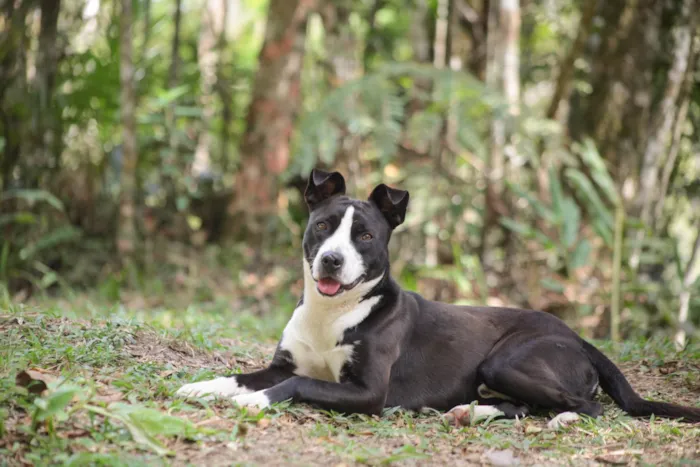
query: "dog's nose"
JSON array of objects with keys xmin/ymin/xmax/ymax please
[{"xmin": 321, "ymin": 251, "xmax": 344, "ymax": 273}]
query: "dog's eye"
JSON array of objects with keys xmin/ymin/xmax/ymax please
[
  {"xmin": 316, "ymin": 222, "xmax": 328, "ymax": 231},
  {"xmin": 361, "ymin": 233, "xmax": 373, "ymax": 241}
]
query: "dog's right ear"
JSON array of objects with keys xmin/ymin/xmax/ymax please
[{"xmin": 304, "ymin": 169, "xmax": 346, "ymax": 210}]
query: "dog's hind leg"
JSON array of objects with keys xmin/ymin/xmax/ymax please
[
  {"xmin": 444, "ymin": 400, "xmax": 530, "ymax": 426},
  {"xmin": 477, "ymin": 335, "xmax": 603, "ymax": 420}
]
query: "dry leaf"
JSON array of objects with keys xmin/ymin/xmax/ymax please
[
  {"xmin": 525, "ymin": 425, "xmax": 542, "ymax": 434},
  {"xmin": 15, "ymin": 369, "xmax": 56, "ymax": 394}
]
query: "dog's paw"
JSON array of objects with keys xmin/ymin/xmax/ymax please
[
  {"xmin": 231, "ymin": 390, "xmax": 271, "ymax": 409},
  {"xmin": 547, "ymin": 411, "xmax": 580, "ymax": 430},
  {"xmin": 176, "ymin": 376, "xmax": 251, "ymax": 400},
  {"xmin": 443, "ymin": 404, "xmax": 504, "ymax": 426}
]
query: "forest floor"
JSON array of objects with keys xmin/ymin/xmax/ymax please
[{"xmin": 1, "ymin": 297, "xmax": 700, "ymax": 466}]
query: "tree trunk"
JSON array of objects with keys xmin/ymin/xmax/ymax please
[
  {"xmin": 536, "ymin": 0, "xmax": 597, "ymax": 205},
  {"xmin": 143, "ymin": 0, "xmax": 152, "ymax": 56},
  {"xmin": 433, "ymin": 0, "xmax": 452, "ymax": 69},
  {"xmin": 456, "ymin": 0, "xmax": 488, "ymax": 80},
  {"xmin": 545, "ymin": 0, "xmax": 597, "ymax": 122},
  {"xmin": 232, "ymin": 0, "xmax": 316, "ymax": 235},
  {"xmin": 168, "ymin": 0, "xmax": 182, "ymax": 89},
  {"xmin": 570, "ymin": 0, "xmax": 659, "ymax": 189},
  {"xmin": 0, "ymin": 1, "xmax": 31, "ymax": 190},
  {"xmin": 29, "ymin": 0, "xmax": 62, "ymax": 188},
  {"xmin": 410, "ymin": 0, "xmax": 432, "ymax": 64},
  {"xmin": 192, "ymin": 0, "xmax": 227, "ymax": 178},
  {"xmin": 166, "ymin": 0, "xmax": 182, "ymax": 156},
  {"xmin": 117, "ymin": 0, "xmax": 138, "ymax": 258},
  {"xmin": 629, "ymin": 0, "xmax": 697, "ymax": 270},
  {"xmin": 654, "ymin": 38, "xmax": 698, "ymax": 229},
  {"xmin": 481, "ymin": 0, "xmax": 520, "ymax": 270},
  {"xmin": 363, "ymin": 0, "xmax": 387, "ymax": 71}
]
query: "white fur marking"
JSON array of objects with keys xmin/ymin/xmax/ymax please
[
  {"xmin": 231, "ymin": 390, "xmax": 271, "ymax": 409},
  {"xmin": 280, "ymin": 258, "xmax": 383, "ymax": 382},
  {"xmin": 312, "ymin": 206, "xmax": 365, "ymax": 285},
  {"xmin": 590, "ymin": 382, "xmax": 599, "ymax": 397},
  {"xmin": 470, "ymin": 405, "xmax": 504, "ymax": 419},
  {"xmin": 478, "ymin": 383, "xmax": 514, "ymax": 401},
  {"xmin": 176, "ymin": 376, "xmax": 252, "ymax": 400},
  {"xmin": 448, "ymin": 404, "xmax": 504, "ymax": 420},
  {"xmin": 547, "ymin": 411, "xmax": 580, "ymax": 430}
]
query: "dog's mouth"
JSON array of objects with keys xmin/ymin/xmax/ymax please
[{"xmin": 316, "ymin": 275, "xmax": 365, "ymax": 297}]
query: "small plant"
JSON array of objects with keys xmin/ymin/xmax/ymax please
[{"xmin": 0, "ymin": 189, "xmax": 81, "ymax": 292}]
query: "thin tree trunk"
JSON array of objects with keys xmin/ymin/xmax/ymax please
[
  {"xmin": 168, "ymin": 0, "xmax": 182, "ymax": 89},
  {"xmin": 675, "ymin": 220, "xmax": 700, "ymax": 350},
  {"xmin": 141, "ymin": 0, "xmax": 152, "ymax": 67},
  {"xmin": 192, "ymin": 0, "xmax": 227, "ymax": 178},
  {"xmin": 117, "ymin": 0, "xmax": 138, "ymax": 258},
  {"xmin": 218, "ymin": 1, "xmax": 237, "ymax": 170},
  {"xmin": 654, "ymin": 38, "xmax": 698, "ymax": 229},
  {"xmin": 233, "ymin": 0, "xmax": 317, "ymax": 235},
  {"xmin": 363, "ymin": 0, "xmax": 387, "ymax": 71},
  {"xmin": 456, "ymin": 0, "xmax": 488, "ymax": 80},
  {"xmin": 0, "ymin": 1, "xmax": 31, "ymax": 190},
  {"xmin": 434, "ymin": 0, "xmax": 451, "ymax": 69},
  {"xmin": 481, "ymin": 0, "xmax": 519, "ymax": 269},
  {"xmin": 31, "ymin": 0, "xmax": 62, "ymax": 188},
  {"xmin": 410, "ymin": 0, "xmax": 432, "ymax": 64},
  {"xmin": 164, "ymin": 0, "xmax": 182, "ymax": 202},
  {"xmin": 630, "ymin": 0, "xmax": 697, "ymax": 271}
]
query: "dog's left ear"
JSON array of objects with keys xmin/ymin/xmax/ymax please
[
  {"xmin": 369, "ymin": 184, "xmax": 409, "ymax": 229},
  {"xmin": 304, "ymin": 169, "xmax": 346, "ymax": 210}
]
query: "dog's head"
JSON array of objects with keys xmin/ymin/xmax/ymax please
[{"xmin": 302, "ymin": 169, "xmax": 409, "ymax": 299}]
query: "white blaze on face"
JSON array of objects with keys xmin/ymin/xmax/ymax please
[{"xmin": 312, "ymin": 206, "xmax": 365, "ymax": 285}]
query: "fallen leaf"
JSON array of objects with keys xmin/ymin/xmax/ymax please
[
  {"xmin": 525, "ymin": 425, "xmax": 542, "ymax": 434},
  {"xmin": 16, "ymin": 369, "xmax": 56, "ymax": 394}
]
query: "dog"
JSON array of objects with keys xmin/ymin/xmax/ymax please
[{"xmin": 177, "ymin": 169, "xmax": 700, "ymax": 427}]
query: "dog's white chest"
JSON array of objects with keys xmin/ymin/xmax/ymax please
[
  {"xmin": 280, "ymin": 296, "xmax": 380, "ymax": 382},
  {"xmin": 284, "ymin": 336, "xmax": 354, "ymax": 382}
]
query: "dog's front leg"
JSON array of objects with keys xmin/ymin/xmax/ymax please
[
  {"xmin": 231, "ymin": 375, "xmax": 389, "ymax": 415},
  {"xmin": 176, "ymin": 362, "xmax": 294, "ymax": 400}
]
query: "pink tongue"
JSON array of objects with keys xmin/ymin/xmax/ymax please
[{"xmin": 318, "ymin": 278, "xmax": 341, "ymax": 295}]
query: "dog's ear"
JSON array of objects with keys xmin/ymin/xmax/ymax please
[
  {"xmin": 369, "ymin": 184, "xmax": 409, "ymax": 229},
  {"xmin": 304, "ymin": 169, "xmax": 346, "ymax": 210}
]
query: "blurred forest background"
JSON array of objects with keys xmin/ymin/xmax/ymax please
[{"xmin": 1, "ymin": 0, "xmax": 699, "ymax": 346}]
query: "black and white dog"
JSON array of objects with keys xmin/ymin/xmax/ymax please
[{"xmin": 177, "ymin": 169, "xmax": 700, "ymax": 426}]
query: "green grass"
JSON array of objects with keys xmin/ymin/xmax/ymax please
[{"xmin": 1, "ymin": 298, "xmax": 699, "ymax": 466}]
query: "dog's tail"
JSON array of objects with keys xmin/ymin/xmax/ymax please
[{"xmin": 582, "ymin": 340, "xmax": 700, "ymax": 423}]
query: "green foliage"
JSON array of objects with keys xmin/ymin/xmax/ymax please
[
  {"xmin": 0, "ymin": 189, "xmax": 82, "ymax": 290},
  {"xmin": 293, "ymin": 62, "xmax": 496, "ymax": 175}
]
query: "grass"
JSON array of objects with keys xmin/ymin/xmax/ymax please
[{"xmin": 1, "ymin": 297, "xmax": 699, "ymax": 466}]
